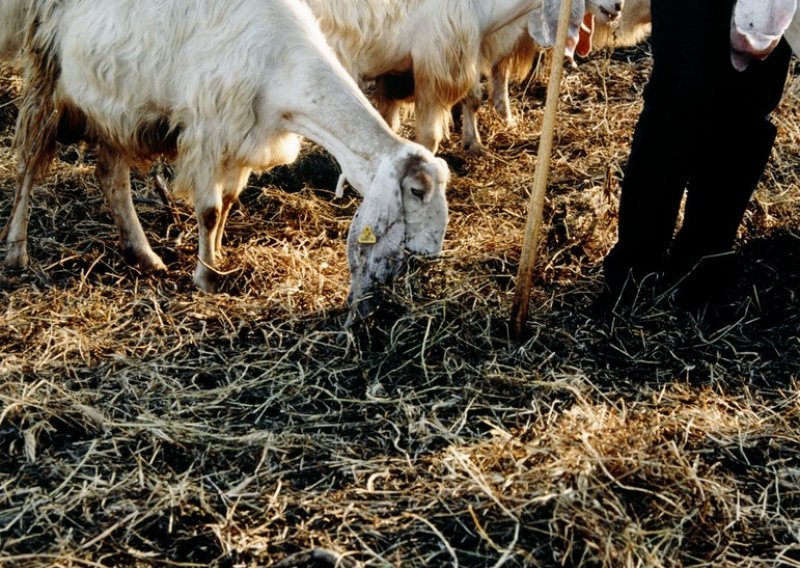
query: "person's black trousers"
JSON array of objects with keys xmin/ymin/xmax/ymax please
[{"xmin": 603, "ymin": 0, "xmax": 792, "ymax": 301}]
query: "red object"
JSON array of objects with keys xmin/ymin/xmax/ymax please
[{"xmin": 576, "ymin": 13, "xmax": 594, "ymax": 57}]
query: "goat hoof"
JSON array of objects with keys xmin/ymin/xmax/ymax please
[
  {"xmin": 123, "ymin": 245, "xmax": 167, "ymax": 274},
  {"xmin": 463, "ymin": 142, "xmax": 488, "ymax": 156},
  {"xmin": 138, "ymin": 253, "xmax": 167, "ymax": 274},
  {"xmin": 4, "ymin": 246, "xmax": 30, "ymax": 269},
  {"xmin": 493, "ymin": 105, "xmax": 516, "ymax": 126},
  {"xmin": 193, "ymin": 265, "xmax": 222, "ymax": 293}
]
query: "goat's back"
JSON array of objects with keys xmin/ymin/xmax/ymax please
[{"xmin": 28, "ymin": 0, "xmax": 336, "ymax": 160}]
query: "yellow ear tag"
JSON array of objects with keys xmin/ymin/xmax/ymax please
[{"xmin": 357, "ymin": 225, "xmax": 377, "ymax": 244}]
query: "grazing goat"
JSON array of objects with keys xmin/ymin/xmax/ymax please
[
  {"xmin": 462, "ymin": 0, "xmax": 652, "ymax": 153},
  {"xmin": 304, "ymin": 0, "xmax": 624, "ymax": 154},
  {"xmin": 588, "ymin": 0, "xmax": 651, "ymax": 50},
  {"xmin": 3, "ymin": 0, "xmax": 450, "ymax": 324},
  {"xmin": 730, "ymin": 0, "xmax": 798, "ymax": 69}
]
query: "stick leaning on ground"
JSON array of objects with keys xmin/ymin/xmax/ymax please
[{"xmin": 510, "ymin": 0, "xmax": 574, "ymax": 339}]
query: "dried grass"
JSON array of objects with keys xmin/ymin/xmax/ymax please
[{"xmin": 1, "ymin": 48, "xmax": 800, "ymax": 567}]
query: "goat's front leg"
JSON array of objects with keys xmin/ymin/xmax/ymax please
[
  {"xmin": 94, "ymin": 144, "xmax": 166, "ymax": 273},
  {"xmin": 193, "ymin": 166, "xmax": 250, "ymax": 292},
  {"xmin": 413, "ymin": 78, "xmax": 449, "ymax": 153},
  {"xmin": 214, "ymin": 198, "xmax": 233, "ymax": 258},
  {"xmin": 193, "ymin": 183, "xmax": 223, "ymax": 293},
  {"xmin": 460, "ymin": 81, "xmax": 486, "ymax": 155},
  {"xmin": 414, "ymin": 98, "xmax": 448, "ymax": 154},
  {"xmin": 214, "ymin": 167, "xmax": 250, "ymax": 256},
  {"xmin": 378, "ymin": 99, "xmax": 403, "ymax": 132}
]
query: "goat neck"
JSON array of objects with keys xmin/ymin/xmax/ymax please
[{"xmin": 276, "ymin": 56, "xmax": 406, "ymax": 195}]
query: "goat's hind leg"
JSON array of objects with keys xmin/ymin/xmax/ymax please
[
  {"xmin": 3, "ymin": 168, "xmax": 38, "ymax": 268},
  {"xmin": 3, "ymin": 84, "xmax": 59, "ymax": 268},
  {"xmin": 374, "ymin": 73, "xmax": 413, "ymax": 132},
  {"xmin": 94, "ymin": 143, "xmax": 166, "ymax": 273}
]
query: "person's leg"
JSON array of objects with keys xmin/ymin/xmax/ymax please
[
  {"xmin": 602, "ymin": 0, "xmax": 719, "ymax": 301},
  {"xmin": 670, "ymin": 38, "xmax": 792, "ymax": 308}
]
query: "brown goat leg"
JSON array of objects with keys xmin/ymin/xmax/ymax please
[
  {"xmin": 3, "ymin": 171, "xmax": 35, "ymax": 268},
  {"xmin": 94, "ymin": 144, "xmax": 166, "ymax": 273}
]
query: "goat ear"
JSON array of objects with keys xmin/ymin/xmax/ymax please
[
  {"xmin": 345, "ymin": 207, "xmax": 405, "ymax": 325},
  {"xmin": 400, "ymin": 155, "xmax": 449, "ymax": 204},
  {"xmin": 527, "ymin": 0, "xmax": 553, "ymax": 46},
  {"xmin": 350, "ymin": 157, "xmax": 404, "ymax": 241}
]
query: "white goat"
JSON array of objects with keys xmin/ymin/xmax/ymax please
[
  {"xmin": 3, "ymin": 0, "xmax": 450, "ymax": 324},
  {"xmin": 730, "ymin": 0, "xmax": 798, "ymax": 69},
  {"xmin": 304, "ymin": 0, "xmax": 624, "ymax": 154},
  {"xmin": 461, "ymin": 0, "xmax": 652, "ymax": 153},
  {"xmin": 459, "ymin": 15, "xmax": 540, "ymax": 153},
  {"xmin": 588, "ymin": 0, "xmax": 651, "ymax": 50}
]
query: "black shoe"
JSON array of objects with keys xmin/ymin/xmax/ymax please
[
  {"xmin": 592, "ymin": 269, "xmax": 661, "ymax": 321},
  {"xmin": 669, "ymin": 251, "xmax": 736, "ymax": 313}
]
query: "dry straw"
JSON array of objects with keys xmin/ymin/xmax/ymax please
[{"xmin": 1, "ymin": 43, "xmax": 800, "ymax": 568}]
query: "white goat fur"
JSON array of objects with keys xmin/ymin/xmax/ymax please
[
  {"xmin": 3, "ymin": 0, "xmax": 449, "ymax": 322},
  {"xmin": 304, "ymin": 0, "xmax": 563, "ymax": 154},
  {"xmin": 0, "ymin": 0, "xmax": 25, "ymax": 59},
  {"xmin": 462, "ymin": 0, "xmax": 653, "ymax": 152},
  {"xmin": 590, "ymin": 0, "xmax": 651, "ymax": 49},
  {"xmin": 305, "ymin": 0, "xmax": 626, "ymax": 155},
  {"xmin": 731, "ymin": 0, "xmax": 798, "ymax": 69}
]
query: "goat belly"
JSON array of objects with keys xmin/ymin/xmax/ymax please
[
  {"xmin": 381, "ymin": 72, "xmax": 415, "ymax": 101},
  {"xmin": 55, "ymin": 104, "xmax": 89, "ymax": 146},
  {"xmin": 133, "ymin": 117, "xmax": 181, "ymax": 158}
]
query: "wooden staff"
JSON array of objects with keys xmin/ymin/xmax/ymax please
[{"xmin": 510, "ymin": 0, "xmax": 574, "ymax": 339}]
